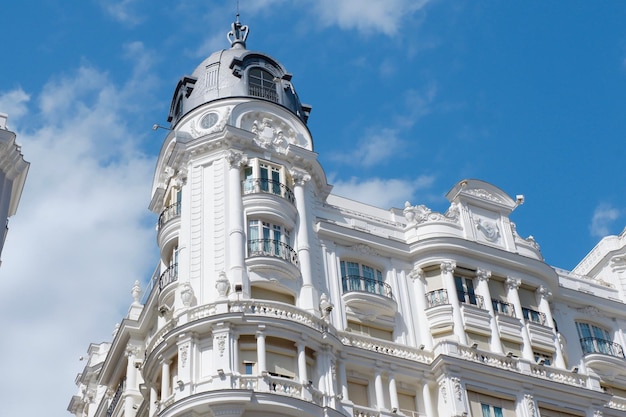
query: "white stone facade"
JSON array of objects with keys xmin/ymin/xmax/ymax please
[
  {"xmin": 0, "ymin": 113, "xmax": 29, "ymax": 266},
  {"xmin": 69, "ymin": 19, "xmax": 626, "ymax": 417}
]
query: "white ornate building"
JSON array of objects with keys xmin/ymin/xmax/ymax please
[
  {"xmin": 69, "ymin": 18, "xmax": 626, "ymax": 417},
  {"xmin": 0, "ymin": 113, "xmax": 29, "ymax": 266}
]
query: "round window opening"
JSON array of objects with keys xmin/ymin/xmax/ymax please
[{"xmin": 200, "ymin": 112, "xmax": 219, "ymax": 129}]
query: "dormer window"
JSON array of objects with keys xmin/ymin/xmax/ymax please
[{"xmin": 248, "ymin": 68, "xmax": 278, "ymax": 102}]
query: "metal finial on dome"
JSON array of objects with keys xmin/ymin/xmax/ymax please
[{"xmin": 227, "ymin": 13, "xmax": 249, "ymax": 49}]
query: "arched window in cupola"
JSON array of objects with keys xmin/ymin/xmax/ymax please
[{"xmin": 248, "ymin": 67, "xmax": 278, "ymax": 103}]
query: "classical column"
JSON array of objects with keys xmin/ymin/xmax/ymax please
[
  {"xmin": 161, "ymin": 360, "xmax": 171, "ymax": 400},
  {"xmin": 337, "ymin": 355, "xmax": 349, "ymax": 401},
  {"xmin": 125, "ymin": 346, "xmax": 139, "ymax": 417},
  {"xmin": 226, "ymin": 151, "xmax": 248, "ymax": 295},
  {"xmin": 423, "ymin": 381, "xmax": 435, "ymax": 417},
  {"xmin": 505, "ymin": 277, "xmax": 534, "ymax": 360},
  {"xmin": 536, "ymin": 286, "xmax": 566, "ymax": 368},
  {"xmin": 441, "ymin": 261, "xmax": 467, "ymax": 344},
  {"xmin": 476, "ymin": 268, "xmax": 503, "ymax": 354},
  {"xmin": 388, "ymin": 371, "xmax": 399, "ymax": 412},
  {"xmin": 374, "ymin": 368, "xmax": 385, "ymax": 411},
  {"xmin": 149, "ymin": 385, "xmax": 157, "ymax": 417},
  {"xmin": 256, "ymin": 327, "xmax": 267, "ymax": 373},
  {"xmin": 297, "ymin": 342, "xmax": 308, "ymax": 383},
  {"xmin": 232, "ymin": 333, "xmax": 239, "ymax": 374},
  {"xmin": 410, "ymin": 267, "xmax": 432, "ymax": 349},
  {"xmin": 291, "ymin": 168, "xmax": 317, "ymax": 313}
]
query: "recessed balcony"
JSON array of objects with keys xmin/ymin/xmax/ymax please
[
  {"xmin": 522, "ymin": 307, "xmax": 546, "ymax": 325},
  {"xmin": 242, "ymin": 178, "xmax": 295, "ymax": 204},
  {"xmin": 342, "ymin": 275, "xmax": 396, "ymax": 317},
  {"xmin": 158, "ymin": 202, "xmax": 181, "ymax": 230}
]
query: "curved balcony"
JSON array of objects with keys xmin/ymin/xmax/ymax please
[
  {"xmin": 158, "ymin": 202, "xmax": 181, "ymax": 230},
  {"xmin": 426, "ymin": 289, "xmax": 449, "ymax": 308},
  {"xmin": 342, "ymin": 275, "xmax": 396, "ymax": 317},
  {"xmin": 581, "ymin": 337, "xmax": 626, "ymax": 380},
  {"xmin": 247, "ymin": 239, "xmax": 299, "ymax": 267},
  {"xmin": 159, "ymin": 264, "xmax": 178, "ymax": 291},
  {"xmin": 242, "ymin": 178, "xmax": 295, "ymax": 204}
]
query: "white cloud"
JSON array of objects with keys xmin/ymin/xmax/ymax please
[
  {"xmin": 331, "ymin": 175, "xmax": 435, "ymax": 209},
  {"xmin": 395, "ymin": 84, "xmax": 438, "ymax": 128},
  {"xmin": 0, "ymin": 88, "xmax": 30, "ymax": 125},
  {"xmin": 589, "ymin": 203, "xmax": 621, "ymax": 238},
  {"xmin": 100, "ymin": 0, "xmax": 144, "ymax": 26},
  {"xmin": 331, "ymin": 127, "xmax": 405, "ymax": 167},
  {"xmin": 310, "ymin": 0, "xmax": 431, "ymax": 36},
  {"xmin": 0, "ymin": 63, "xmax": 157, "ymax": 415}
]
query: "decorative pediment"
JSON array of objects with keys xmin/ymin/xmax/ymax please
[{"xmin": 240, "ymin": 110, "xmax": 310, "ymax": 150}]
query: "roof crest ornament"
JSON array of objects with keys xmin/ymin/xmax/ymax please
[{"xmin": 228, "ymin": 13, "xmax": 249, "ymax": 49}]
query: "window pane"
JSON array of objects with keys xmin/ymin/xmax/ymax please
[
  {"xmin": 481, "ymin": 404, "xmax": 492, "ymax": 417},
  {"xmin": 493, "ymin": 407, "xmax": 503, "ymax": 417}
]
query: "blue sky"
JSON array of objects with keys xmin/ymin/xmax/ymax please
[{"xmin": 0, "ymin": 1, "xmax": 625, "ymax": 416}]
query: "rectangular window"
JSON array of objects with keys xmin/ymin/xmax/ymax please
[
  {"xmin": 455, "ymin": 276, "xmax": 479, "ymax": 306},
  {"xmin": 347, "ymin": 380, "xmax": 369, "ymax": 406},
  {"xmin": 468, "ymin": 391, "xmax": 514, "ymax": 417}
]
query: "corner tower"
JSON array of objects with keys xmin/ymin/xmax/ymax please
[{"xmin": 149, "ymin": 16, "xmax": 329, "ymax": 330}]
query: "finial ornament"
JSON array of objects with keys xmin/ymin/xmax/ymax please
[{"xmin": 228, "ymin": 14, "xmax": 249, "ymax": 48}]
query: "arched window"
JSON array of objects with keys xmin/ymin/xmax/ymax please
[
  {"xmin": 576, "ymin": 322, "xmax": 624, "ymax": 358},
  {"xmin": 340, "ymin": 260, "xmax": 390, "ymax": 297},
  {"xmin": 248, "ymin": 68, "xmax": 278, "ymax": 102}
]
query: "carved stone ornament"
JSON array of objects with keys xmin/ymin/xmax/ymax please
[
  {"xmin": 408, "ymin": 267, "xmax": 424, "ymax": 281},
  {"xmin": 290, "ymin": 168, "xmax": 311, "ymax": 186},
  {"xmin": 452, "ymin": 377, "xmax": 463, "ymax": 401},
  {"xmin": 350, "ymin": 243, "xmax": 379, "ymax": 257},
  {"xmin": 225, "ymin": 150, "xmax": 248, "ymax": 168},
  {"xmin": 189, "ymin": 108, "xmax": 231, "ymax": 138},
  {"xmin": 180, "ymin": 282, "xmax": 194, "ymax": 307},
  {"xmin": 576, "ymin": 306, "xmax": 603, "ymax": 317},
  {"xmin": 466, "ymin": 188, "xmax": 503, "ymax": 203},
  {"xmin": 505, "ymin": 276, "xmax": 521, "ymax": 290},
  {"xmin": 476, "ymin": 268, "xmax": 491, "ymax": 282},
  {"xmin": 537, "ymin": 285, "xmax": 552, "ymax": 301},
  {"xmin": 131, "ymin": 280, "xmax": 141, "ymax": 304},
  {"xmin": 251, "ymin": 117, "xmax": 292, "ymax": 154},
  {"xmin": 524, "ymin": 394, "xmax": 537, "ymax": 417},
  {"xmin": 475, "ymin": 217, "xmax": 500, "ymax": 242},
  {"xmin": 403, "ymin": 201, "xmax": 459, "ymax": 225},
  {"xmin": 216, "ymin": 334, "xmax": 227, "ymax": 357},
  {"xmin": 179, "ymin": 343, "xmax": 190, "ymax": 368},
  {"xmin": 215, "ymin": 271, "xmax": 230, "ymax": 298},
  {"xmin": 440, "ymin": 260, "xmax": 456, "ymax": 274},
  {"xmin": 439, "ymin": 380, "xmax": 448, "ymax": 404}
]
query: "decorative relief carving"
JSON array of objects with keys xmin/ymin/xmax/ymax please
[
  {"xmin": 250, "ymin": 117, "xmax": 293, "ymax": 154},
  {"xmin": 524, "ymin": 394, "xmax": 536, "ymax": 417},
  {"xmin": 475, "ymin": 217, "xmax": 500, "ymax": 242},
  {"xmin": 225, "ymin": 150, "xmax": 248, "ymax": 168},
  {"xmin": 576, "ymin": 306, "xmax": 603, "ymax": 317},
  {"xmin": 290, "ymin": 168, "xmax": 311, "ymax": 186},
  {"xmin": 179, "ymin": 343, "xmax": 190, "ymax": 368},
  {"xmin": 180, "ymin": 283, "xmax": 194, "ymax": 307},
  {"xmin": 439, "ymin": 380, "xmax": 447, "ymax": 404},
  {"xmin": 466, "ymin": 188, "xmax": 503, "ymax": 203},
  {"xmin": 216, "ymin": 334, "xmax": 227, "ymax": 357},
  {"xmin": 408, "ymin": 267, "xmax": 424, "ymax": 282},
  {"xmin": 452, "ymin": 377, "xmax": 463, "ymax": 401},
  {"xmin": 505, "ymin": 276, "xmax": 521, "ymax": 290},
  {"xmin": 440, "ymin": 260, "xmax": 456, "ymax": 274},
  {"xmin": 403, "ymin": 201, "xmax": 459, "ymax": 225},
  {"xmin": 476, "ymin": 268, "xmax": 491, "ymax": 282},
  {"xmin": 190, "ymin": 108, "xmax": 231, "ymax": 138},
  {"xmin": 537, "ymin": 285, "xmax": 552, "ymax": 301},
  {"xmin": 131, "ymin": 280, "xmax": 141, "ymax": 304},
  {"xmin": 349, "ymin": 243, "xmax": 379, "ymax": 257},
  {"xmin": 215, "ymin": 271, "xmax": 230, "ymax": 298}
]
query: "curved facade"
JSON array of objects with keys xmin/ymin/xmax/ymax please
[{"xmin": 69, "ymin": 19, "xmax": 626, "ymax": 417}]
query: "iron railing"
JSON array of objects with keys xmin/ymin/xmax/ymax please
[
  {"xmin": 341, "ymin": 275, "xmax": 393, "ymax": 298},
  {"xmin": 522, "ymin": 307, "xmax": 546, "ymax": 325},
  {"xmin": 426, "ymin": 289, "xmax": 449, "ymax": 308},
  {"xmin": 158, "ymin": 263, "xmax": 178, "ymax": 291},
  {"xmin": 458, "ymin": 291, "xmax": 485, "ymax": 308},
  {"xmin": 247, "ymin": 239, "xmax": 299, "ymax": 267},
  {"xmin": 249, "ymin": 84, "xmax": 278, "ymax": 102},
  {"xmin": 492, "ymin": 299, "xmax": 516, "ymax": 317},
  {"xmin": 242, "ymin": 178, "xmax": 295, "ymax": 204},
  {"xmin": 106, "ymin": 377, "xmax": 125, "ymax": 417},
  {"xmin": 157, "ymin": 202, "xmax": 181, "ymax": 230},
  {"xmin": 580, "ymin": 337, "xmax": 625, "ymax": 358}
]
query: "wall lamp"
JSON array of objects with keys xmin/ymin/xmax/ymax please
[{"xmin": 152, "ymin": 124, "xmax": 172, "ymax": 131}]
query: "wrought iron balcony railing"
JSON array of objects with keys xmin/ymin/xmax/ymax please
[
  {"xmin": 580, "ymin": 337, "xmax": 625, "ymax": 358},
  {"xmin": 242, "ymin": 178, "xmax": 295, "ymax": 204},
  {"xmin": 341, "ymin": 275, "xmax": 393, "ymax": 298},
  {"xmin": 458, "ymin": 291, "xmax": 484, "ymax": 308},
  {"xmin": 249, "ymin": 84, "xmax": 278, "ymax": 102},
  {"xmin": 426, "ymin": 289, "xmax": 449, "ymax": 308},
  {"xmin": 492, "ymin": 299, "xmax": 516, "ymax": 317},
  {"xmin": 522, "ymin": 307, "xmax": 546, "ymax": 325},
  {"xmin": 158, "ymin": 263, "xmax": 178, "ymax": 291},
  {"xmin": 247, "ymin": 239, "xmax": 299, "ymax": 267},
  {"xmin": 157, "ymin": 202, "xmax": 181, "ymax": 230},
  {"xmin": 106, "ymin": 377, "xmax": 125, "ymax": 417}
]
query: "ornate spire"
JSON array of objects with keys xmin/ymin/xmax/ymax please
[{"xmin": 227, "ymin": 14, "xmax": 249, "ymax": 49}]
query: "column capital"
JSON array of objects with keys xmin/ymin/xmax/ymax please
[
  {"xmin": 225, "ymin": 150, "xmax": 248, "ymax": 168},
  {"xmin": 440, "ymin": 260, "xmax": 456, "ymax": 274},
  {"xmin": 505, "ymin": 276, "xmax": 521, "ymax": 290},
  {"xmin": 408, "ymin": 267, "xmax": 424, "ymax": 281},
  {"xmin": 290, "ymin": 168, "xmax": 311, "ymax": 186},
  {"xmin": 537, "ymin": 285, "xmax": 552, "ymax": 301},
  {"xmin": 476, "ymin": 268, "xmax": 491, "ymax": 282}
]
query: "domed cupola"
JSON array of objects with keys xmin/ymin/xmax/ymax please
[{"xmin": 166, "ymin": 15, "xmax": 312, "ymax": 128}]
